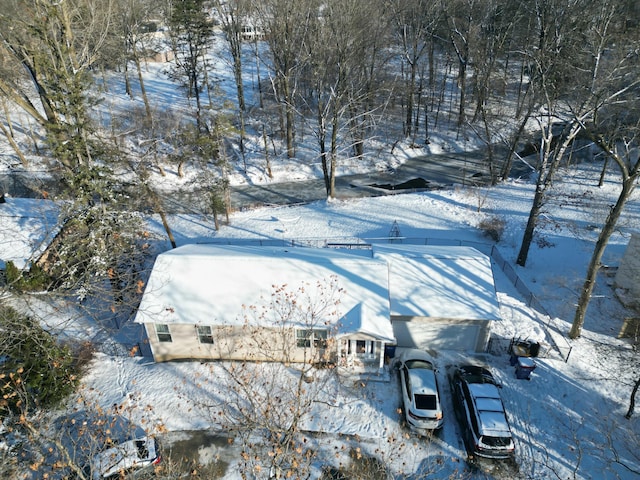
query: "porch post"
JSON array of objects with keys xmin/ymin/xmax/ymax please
[{"xmin": 379, "ymin": 342, "xmax": 385, "ymax": 369}]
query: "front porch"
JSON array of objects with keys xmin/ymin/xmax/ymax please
[{"xmin": 337, "ymin": 338, "xmax": 392, "ymax": 373}]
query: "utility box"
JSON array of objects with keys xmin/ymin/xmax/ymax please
[{"xmin": 515, "ymin": 357, "xmax": 536, "ymax": 380}]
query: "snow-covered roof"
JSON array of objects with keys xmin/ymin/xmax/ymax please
[
  {"xmin": 372, "ymin": 244, "xmax": 501, "ymax": 321},
  {"xmin": 134, "ymin": 244, "xmax": 394, "ymax": 341},
  {"xmin": 336, "ymin": 303, "xmax": 396, "ymax": 343},
  {"xmin": 0, "ymin": 197, "xmax": 60, "ymax": 270}
]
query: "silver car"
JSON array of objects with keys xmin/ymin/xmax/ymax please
[
  {"xmin": 397, "ymin": 349, "xmax": 444, "ymax": 433},
  {"xmin": 90, "ymin": 436, "xmax": 161, "ymax": 479}
]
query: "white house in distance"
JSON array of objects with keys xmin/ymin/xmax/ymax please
[{"xmin": 134, "ymin": 243, "xmax": 501, "ymax": 369}]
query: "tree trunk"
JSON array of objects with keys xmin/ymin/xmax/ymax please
[
  {"xmin": 329, "ymin": 109, "xmax": 339, "ymax": 198},
  {"xmin": 598, "ymin": 157, "xmax": 609, "ymax": 187},
  {"xmin": 517, "ymin": 123, "xmax": 581, "ymax": 266},
  {"xmin": 500, "ymin": 107, "xmax": 533, "ymax": 181},
  {"xmin": 0, "ymin": 122, "xmax": 28, "ymax": 167},
  {"xmin": 516, "ymin": 185, "xmax": 544, "ymax": 266},
  {"xmin": 317, "ymin": 101, "xmax": 329, "ymax": 195},
  {"xmin": 124, "ymin": 58, "xmax": 132, "ymax": 98},
  {"xmin": 285, "ymin": 85, "xmax": 295, "ymax": 159},
  {"xmin": 457, "ymin": 60, "xmax": 467, "ymax": 127},
  {"xmin": 262, "ymin": 125, "xmax": 272, "ymax": 179},
  {"xmin": 625, "ymin": 376, "xmax": 640, "ymax": 419},
  {"xmin": 570, "ymin": 177, "xmax": 635, "ymax": 338},
  {"xmin": 133, "ymin": 49, "xmax": 153, "ymax": 127}
]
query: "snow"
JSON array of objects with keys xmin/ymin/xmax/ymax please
[
  {"xmin": 373, "ymin": 244, "xmax": 501, "ymax": 320},
  {"xmin": 0, "ymin": 198, "xmax": 60, "ymax": 269},
  {"xmin": 1, "ymin": 30, "xmax": 639, "ymax": 480},
  {"xmin": 134, "ymin": 244, "xmax": 392, "ymax": 336},
  {"xmin": 73, "ymin": 166, "xmax": 640, "ymax": 479}
]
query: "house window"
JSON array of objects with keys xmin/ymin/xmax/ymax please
[
  {"xmin": 196, "ymin": 325, "xmax": 214, "ymax": 344},
  {"xmin": 156, "ymin": 324, "xmax": 172, "ymax": 342},
  {"xmin": 296, "ymin": 329, "xmax": 328, "ymax": 349}
]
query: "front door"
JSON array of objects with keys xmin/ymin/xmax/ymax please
[{"xmin": 341, "ymin": 339, "xmax": 378, "ymax": 366}]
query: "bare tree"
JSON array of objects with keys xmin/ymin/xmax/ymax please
[
  {"xmin": 564, "ymin": 0, "xmax": 640, "ymax": 337},
  {"xmin": 301, "ymin": 0, "xmax": 375, "ymax": 197},
  {"xmin": 569, "ymin": 118, "xmax": 640, "ymax": 338},
  {"xmin": 212, "ymin": 0, "xmax": 251, "ymax": 159},
  {"xmin": 515, "ymin": 0, "xmax": 610, "ymax": 266},
  {"xmin": 441, "ymin": 0, "xmax": 479, "ymax": 129},
  {"xmin": 115, "ymin": 0, "xmax": 162, "ymax": 127},
  {"xmin": 257, "ymin": 0, "xmax": 316, "ymax": 158},
  {"xmin": 167, "ymin": 0, "xmax": 214, "ymax": 133},
  {"xmin": 387, "ymin": 0, "xmax": 440, "ymax": 140},
  {"xmin": 193, "ymin": 279, "xmax": 346, "ymax": 479}
]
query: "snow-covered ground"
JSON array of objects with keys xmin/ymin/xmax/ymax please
[
  {"xmin": 1, "ymin": 31, "xmax": 639, "ymax": 480},
  {"xmin": 72, "ymin": 162, "xmax": 638, "ymax": 480}
]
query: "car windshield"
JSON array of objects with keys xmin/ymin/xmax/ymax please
[
  {"xmin": 462, "ymin": 371, "xmax": 495, "ymax": 385},
  {"xmin": 135, "ymin": 439, "xmax": 149, "ymax": 459},
  {"xmin": 414, "ymin": 393, "xmax": 437, "ymax": 410},
  {"xmin": 481, "ymin": 435, "xmax": 512, "ymax": 447},
  {"xmin": 406, "ymin": 359, "xmax": 433, "ymax": 370}
]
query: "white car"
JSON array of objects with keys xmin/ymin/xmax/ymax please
[
  {"xmin": 90, "ymin": 436, "xmax": 161, "ymax": 479},
  {"xmin": 397, "ymin": 349, "xmax": 444, "ymax": 433}
]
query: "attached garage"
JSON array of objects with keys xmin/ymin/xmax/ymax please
[
  {"xmin": 391, "ymin": 317, "xmax": 489, "ymax": 352},
  {"xmin": 372, "ymin": 245, "xmax": 501, "ymax": 352}
]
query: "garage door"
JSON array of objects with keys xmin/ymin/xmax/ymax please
[{"xmin": 392, "ymin": 319, "xmax": 483, "ymax": 352}]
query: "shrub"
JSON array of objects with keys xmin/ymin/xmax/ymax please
[
  {"xmin": 4, "ymin": 261, "xmax": 52, "ymax": 292},
  {"xmin": 0, "ymin": 305, "xmax": 82, "ymax": 415},
  {"xmin": 478, "ymin": 216, "xmax": 506, "ymax": 242}
]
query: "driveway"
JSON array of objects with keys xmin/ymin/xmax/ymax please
[{"xmin": 160, "ymin": 430, "xmax": 237, "ymax": 477}]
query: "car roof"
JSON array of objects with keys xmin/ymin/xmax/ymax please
[
  {"xmin": 407, "ymin": 367, "xmax": 438, "ymax": 396},
  {"xmin": 468, "ymin": 382, "xmax": 501, "ymax": 400},
  {"xmin": 467, "ymin": 384, "xmax": 511, "ymax": 437}
]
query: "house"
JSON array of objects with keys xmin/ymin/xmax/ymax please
[
  {"xmin": 614, "ymin": 233, "xmax": 640, "ymax": 309},
  {"xmin": 372, "ymin": 244, "xmax": 501, "ymax": 352},
  {"xmin": 0, "ymin": 197, "xmax": 60, "ymax": 271},
  {"xmin": 134, "ymin": 243, "xmax": 501, "ymax": 367},
  {"xmin": 134, "ymin": 244, "xmax": 395, "ymax": 368}
]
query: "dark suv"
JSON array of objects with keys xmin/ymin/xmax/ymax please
[{"xmin": 451, "ymin": 365, "xmax": 515, "ymax": 460}]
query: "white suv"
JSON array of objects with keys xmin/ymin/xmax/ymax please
[{"xmin": 451, "ymin": 365, "xmax": 515, "ymax": 460}]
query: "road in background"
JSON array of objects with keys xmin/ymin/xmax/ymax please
[
  {"xmin": 0, "ymin": 147, "xmax": 533, "ymax": 213},
  {"xmin": 228, "ymin": 148, "xmax": 531, "ymax": 211}
]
